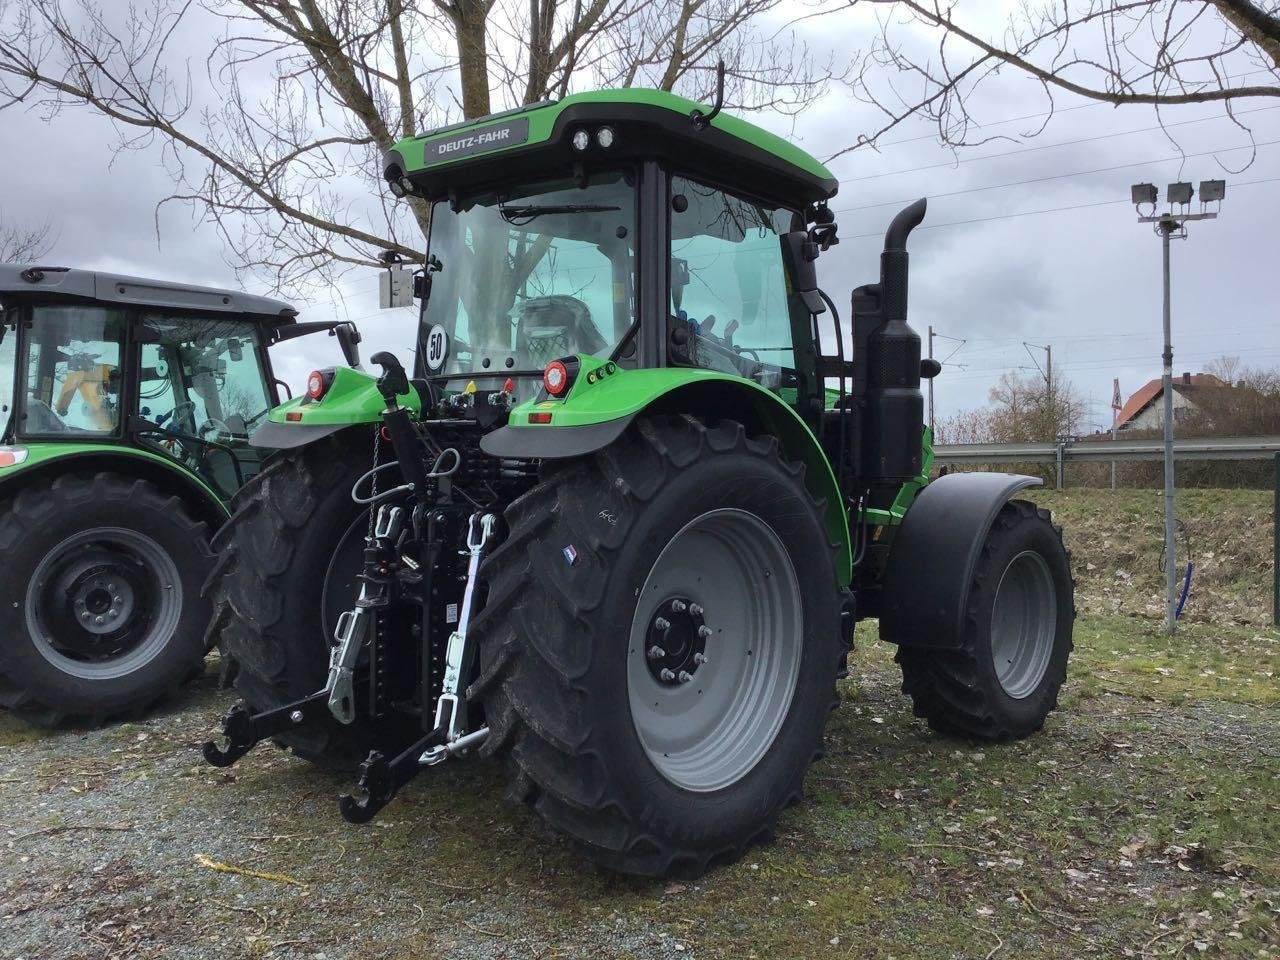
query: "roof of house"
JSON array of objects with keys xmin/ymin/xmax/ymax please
[{"xmin": 1116, "ymin": 374, "xmax": 1227, "ymax": 428}]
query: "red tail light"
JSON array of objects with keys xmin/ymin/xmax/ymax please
[
  {"xmin": 305, "ymin": 368, "xmax": 336, "ymax": 402},
  {"xmin": 306, "ymin": 370, "xmax": 327, "ymax": 399},
  {"xmin": 543, "ymin": 360, "xmax": 570, "ymax": 397}
]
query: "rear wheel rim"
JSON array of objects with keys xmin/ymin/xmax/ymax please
[
  {"xmin": 991, "ymin": 549, "xmax": 1058, "ymax": 699},
  {"xmin": 25, "ymin": 528, "xmax": 183, "ymax": 680},
  {"xmin": 627, "ymin": 508, "xmax": 803, "ymax": 793}
]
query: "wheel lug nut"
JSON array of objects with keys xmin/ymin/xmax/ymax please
[
  {"xmin": 689, "ymin": 603, "xmax": 703, "ymax": 616},
  {"xmin": 697, "ymin": 625, "xmax": 712, "ymax": 639},
  {"xmin": 654, "ymin": 617, "xmax": 670, "ymax": 631},
  {"xmin": 693, "ymin": 652, "xmax": 708, "ymax": 665},
  {"xmin": 677, "ymin": 671, "xmax": 693, "ymax": 683},
  {"xmin": 671, "ymin": 600, "xmax": 686, "ymax": 613},
  {"xmin": 647, "ymin": 645, "xmax": 666, "ymax": 660},
  {"xmin": 660, "ymin": 668, "xmax": 676, "ymax": 682},
  {"xmin": 95, "ymin": 616, "xmax": 104, "ymax": 625}
]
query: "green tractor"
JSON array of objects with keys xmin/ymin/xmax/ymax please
[
  {"xmin": 0, "ymin": 264, "xmax": 361, "ymax": 725},
  {"xmin": 204, "ymin": 79, "xmax": 1074, "ymax": 878}
]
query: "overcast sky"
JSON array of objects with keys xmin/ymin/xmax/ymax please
[{"xmin": 0, "ymin": 2, "xmax": 1275, "ymax": 431}]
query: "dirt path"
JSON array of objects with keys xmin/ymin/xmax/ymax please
[{"xmin": 2, "ymin": 614, "xmax": 1277, "ymax": 960}]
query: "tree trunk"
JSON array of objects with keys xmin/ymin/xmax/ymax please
[{"xmin": 453, "ymin": 0, "xmax": 493, "ymax": 119}]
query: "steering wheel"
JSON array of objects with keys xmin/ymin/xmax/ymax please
[
  {"xmin": 169, "ymin": 400, "xmax": 198, "ymax": 432},
  {"xmin": 197, "ymin": 417, "xmax": 233, "ymax": 440}
]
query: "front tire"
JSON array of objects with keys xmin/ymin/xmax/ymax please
[
  {"xmin": 471, "ymin": 416, "xmax": 845, "ymax": 878},
  {"xmin": 895, "ymin": 499, "xmax": 1074, "ymax": 740},
  {"xmin": 0, "ymin": 473, "xmax": 212, "ymax": 726}
]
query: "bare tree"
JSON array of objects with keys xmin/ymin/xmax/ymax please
[
  {"xmin": 837, "ymin": 1, "xmax": 1280, "ymax": 160},
  {"xmin": 0, "ymin": 210, "xmax": 55, "ymax": 263},
  {"xmin": 0, "ymin": 0, "xmax": 843, "ymax": 296}
]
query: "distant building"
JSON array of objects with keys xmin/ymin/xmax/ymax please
[{"xmin": 1115, "ymin": 372, "xmax": 1228, "ymax": 432}]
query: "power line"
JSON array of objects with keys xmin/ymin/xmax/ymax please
[
  {"xmin": 838, "ymin": 174, "xmax": 1280, "ymax": 240},
  {"xmin": 840, "ymin": 105, "xmax": 1280, "ymax": 182},
  {"xmin": 835, "ymin": 139, "xmax": 1280, "ymax": 214}
]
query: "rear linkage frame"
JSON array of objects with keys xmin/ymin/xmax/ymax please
[{"xmin": 203, "ymin": 352, "xmax": 496, "ymax": 823}]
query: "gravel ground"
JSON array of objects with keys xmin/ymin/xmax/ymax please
[{"xmin": 2, "ymin": 614, "xmax": 1277, "ymax": 960}]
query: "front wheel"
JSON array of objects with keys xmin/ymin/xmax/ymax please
[
  {"xmin": 895, "ymin": 499, "xmax": 1074, "ymax": 740},
  {"xmin": 471, "ymin": 416, "xmax": 846, "ymax": 878},
  {"xmin": 0, "ymin": 473, "xmax": 213, "ymax": 726}
]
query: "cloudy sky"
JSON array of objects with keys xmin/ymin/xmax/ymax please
[{"xmin": 1, "ymin": 1, "xmax": 1276, "ymax": 431}]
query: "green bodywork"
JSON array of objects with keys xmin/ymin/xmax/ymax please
[
  {"xmin": 391, "ymin": 88, "xmax": 834, "ymax": 183},
  {"xmin": 268, "ymin": 366, "xmax": 420, "ymax": 426},
  {"xmin": 521, "ymin": 358, "xmax": 853, "ymax": 582},
  {"xmin": 0, "ymin": 441, "xmax": 227, "ymax": 512}
]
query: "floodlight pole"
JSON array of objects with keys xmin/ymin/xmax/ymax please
[
  {"xmin": 1158, "ymin": 219, "xmax": 1177, "ymax": 635},
  {"xmin": 1136, "ymin": 206, "xmax": 1218, "ymax": 634}
]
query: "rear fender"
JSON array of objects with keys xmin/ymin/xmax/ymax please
[
  {"xmin": 879, "ymin": 472, "xmax": 1042, "ymax": 649},
  {"xmin": 482, "ymin": 367, "xmax": 851, "ymax": 584},
  {"xmin": 0, "ymin": 444, "xmax": 228, "ymax": 530}
]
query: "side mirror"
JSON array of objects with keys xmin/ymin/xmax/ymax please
[
  {"xmin": 333, "ymin": 322, "xmax": 362, "ymax": 369},
  {"xmin": 781, "ymin": 231, "xmax": 825, "ymax": 316},
  {"xmin": 228, "ymin": 338, "xmax": 243, "ymax": 362}
]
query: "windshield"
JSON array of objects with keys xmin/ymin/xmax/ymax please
[{"xmin": 420, "ymin": 170, "xmax": 637, "ymax": 386}]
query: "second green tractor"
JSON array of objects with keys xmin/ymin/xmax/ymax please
[{"xmin": 204, "ymin": 82, "xmax": 1075, "ymax": 878}]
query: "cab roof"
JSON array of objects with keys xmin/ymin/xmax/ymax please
[
  {"xmin": 0, "ymin": 264, "xmax": 297, "ymax": 325},
  {"xmin": 384, "ymin": 88, "xmax": 838, "ymax": 210}
]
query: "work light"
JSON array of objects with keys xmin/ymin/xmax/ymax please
[
  {"xmin": 1198, "ymin": 179, "xmax": 1225, "ymax": 202},
  {"xmin": 596, "ymin": 126, "xmax": 616, "ymax": 149},
  {"xmin": 571, "ymin": 129, "xmax": 590, "ymax": 152},
  {"xmin": 1130, "ymin": 183, "xmax": 1157, "ymax": 206},
  {"xmin": 1167, "ymin": 182, "xmax": 1193, "ymax": 205}
]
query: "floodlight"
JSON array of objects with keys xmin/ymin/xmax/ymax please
[
  {"xmin": 1167, "ymin": 182, "xmax": 1193, "ymax": 205},
  {"xmin": 1198, "ymin": 179, "xmax": 1225, "ymax": 202},
  {"xmin": 1131, "ymin": 183, "xmax": 1158, "ymax": 206}
]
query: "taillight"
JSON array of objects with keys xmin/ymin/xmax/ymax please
[
  {"xmin": 305, "ymin": 368, "xmax": 335, "ymax": 402},
  {"xmin": 543, "ymin": 360, "xmax": 570, "ymax": 397},
  {"xmin": 0, "ymin": 446, "xmax": 29, "ymax": 468}
]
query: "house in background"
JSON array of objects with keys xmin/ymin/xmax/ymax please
[{"xmin": 1115, "ymin": 372, "xmax": 1229, "ymax": 432}]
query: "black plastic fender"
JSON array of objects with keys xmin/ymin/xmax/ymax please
[{"xmin": 879, "ymin": 472, "xmax": 1043, "ymax": 649}]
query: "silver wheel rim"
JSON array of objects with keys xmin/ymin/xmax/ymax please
[
  {"xmin": 626, "ymin": 508, "xmax": 803, "ymax": 793},
  {"xmin": 991, "ymin": 549, "xmax": 1057, "ymax": 699},
  {"xmin": 25, "ymin": 527, "xmax": 183, "ymax": 680}
]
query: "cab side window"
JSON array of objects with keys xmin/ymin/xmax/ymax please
[
  {"xmin": 22, "ymin": 306, "xmax": 124, "ymax": 435},
  {"xmin": 0, "ymin": 314, "xmax": 15, "ymax": 439},
  {"xmin": 668, "ymin": 177, "xmax": 797, "ymax": 392}
]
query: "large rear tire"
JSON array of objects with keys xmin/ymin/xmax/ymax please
[
  {"xmin": 0, "ymin": 473, "xmax": 212, "ymax": 727},
  {"xmin": 471, "ymin": 416, "xmax": 846, "ymax": 878},
  {"xmin": 895, "ymin": 499, "xmax": 1074, "ymax": 740},
  {"xmin": 205, "ymin": 433, "xmax": 413, "ymax": 769}
]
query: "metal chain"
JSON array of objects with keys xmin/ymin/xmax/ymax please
[{"xmin": 368, "ymin": 425, "xmax": 380, "ymax": 537}]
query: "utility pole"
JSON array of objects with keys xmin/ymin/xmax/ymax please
[
  {"xmin": 1131, "ymin": 179, "xmax": 1225, "ymax": 635},
  {"xmin": 927, "ymin": 325, "xmax": 935, "ymax": 433},
  {"xmin": 1110, "ymin": 378, "xmax": 1121, "ymax": 489}
]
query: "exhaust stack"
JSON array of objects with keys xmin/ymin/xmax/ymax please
[{"xmin": 852, "ymin": 198, "xmax": 927, "ymax": 487}]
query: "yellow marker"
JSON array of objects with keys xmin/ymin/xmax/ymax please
[
  {"xmin": 463, "ymin": 380, "xmax": 477, "ymax": 395},
  {"xmin": 537, "ymin": 401, "xmax": 555, "ymax": 409}
]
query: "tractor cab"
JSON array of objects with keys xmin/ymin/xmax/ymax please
[
  {"xmin": 0, "ymin": 265, "xmax": 357, "ymax": 500},
  {"xmin": 383, "ymin": 87, "xmax": 840, "ymax": 429}
]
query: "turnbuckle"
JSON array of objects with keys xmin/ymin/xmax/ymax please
[{"xmin": 420, "ymin": 511, "xmax": 495, "ymax": 765}]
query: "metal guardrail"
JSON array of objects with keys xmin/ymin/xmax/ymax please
[{"xmin": 934, "ymin": 435, "xmax": 1280, "ymax": 464}]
